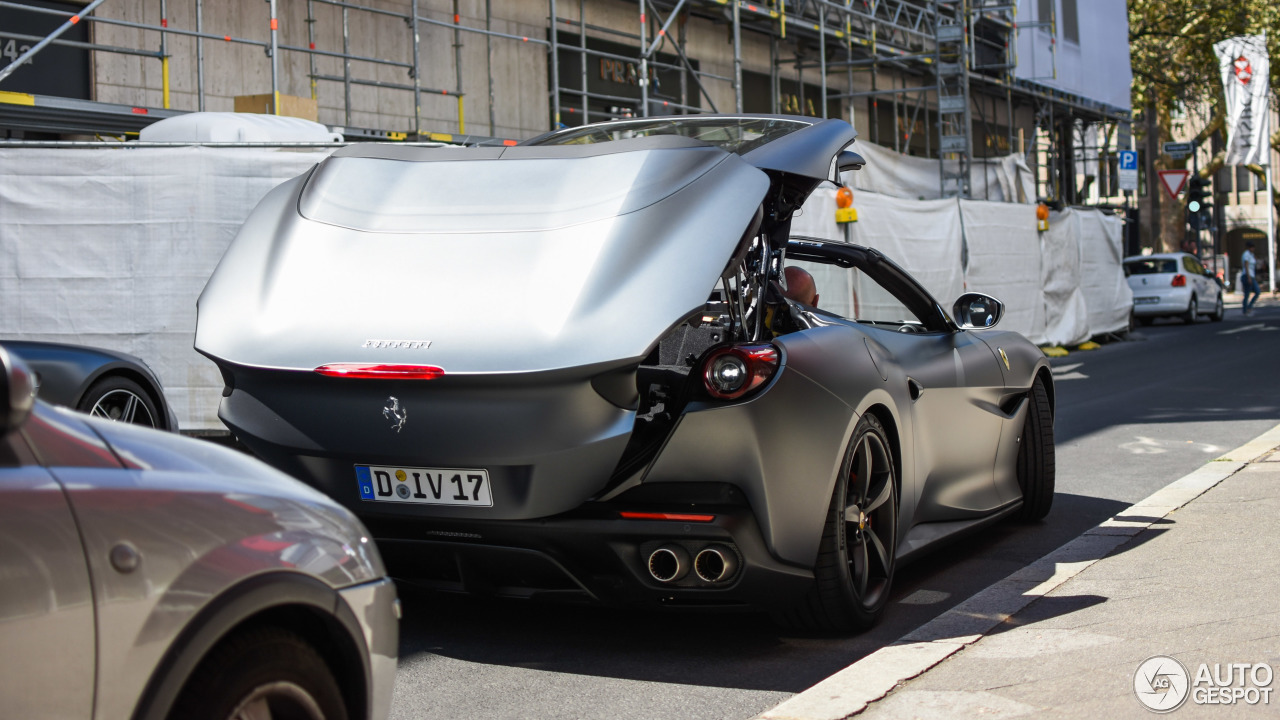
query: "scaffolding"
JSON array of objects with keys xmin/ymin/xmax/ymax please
[{"xmin": 0, "ymin": 0, "xmax": 1130, "ymax": 202}]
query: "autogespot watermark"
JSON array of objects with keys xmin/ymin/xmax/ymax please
[{"xmin": 1134, "ymin": 655, "xmax": 1275, "ymax": 713}]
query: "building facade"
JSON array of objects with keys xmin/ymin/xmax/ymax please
[{"xmin": 1, "ymin": 0, "xmax": 1132, "ymax": 204}]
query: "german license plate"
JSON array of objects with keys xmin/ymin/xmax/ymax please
[
  {"xmin": 355, "ymin": 465, "xmax": 492, "ymax": 506},
  {"xmin": 1134, "ymin": 296, "xmax": 1159, "ymax": 305}
]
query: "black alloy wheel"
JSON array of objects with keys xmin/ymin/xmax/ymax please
[
  {"xmin": 777, "ymin": 413, "xmax": 897, "ymax": 633},
  {"xmin": 78, "ymin": 375, "xmax": 161, "ymax": 428},
  {"xmin": 843, "ymin": 422, "xmax": 897, "ymax": 611}
]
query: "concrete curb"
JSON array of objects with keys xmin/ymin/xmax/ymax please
[{"xmin": 757, "ymin": 421, "xmax": 1280, "ymax": 720}]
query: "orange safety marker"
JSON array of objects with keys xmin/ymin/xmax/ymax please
[
  {"xmin": 502, "ymin": 139, "xmax": 517, "ymax": 146},
  {"xmin": 270, "ymin": 18, "xmax": 278, "ymax": 30}
]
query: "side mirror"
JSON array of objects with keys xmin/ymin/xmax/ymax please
[
  {"xmin": 837, "ymin": 149, "xmax": 866, "ymax": 173},
  {"xmin": 952, "ymin": 292, "xmax": 1004, "ymax": 330},
  {"xmin": 0, "ymin": 345, "xmax": 36, "ymax": 436}
]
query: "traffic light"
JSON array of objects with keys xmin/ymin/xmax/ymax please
[{"xmin": 1186, "ymin": 176, "xmax": 1211, "ymax": 231}]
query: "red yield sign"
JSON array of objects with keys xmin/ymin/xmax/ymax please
[{"xmin": 1158, "ymin": 169, "xmax": 1191, "ymax": 201}]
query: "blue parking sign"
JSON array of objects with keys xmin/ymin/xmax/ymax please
[{"xmin": 1118, "ymin": 150, "xmax": 1138, "ymax": 191}]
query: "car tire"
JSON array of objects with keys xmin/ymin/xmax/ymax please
[
  {"xmin": 77, "ymin": 375, "xmax": 162, "ymax": 429},
  {"xmin": 1137, "ymin": 316, "xmax": 1154, "ymax": 326},
  {"xmin": 168, "ymin": 626, "xmax": 348, "ymax": 720},
  {"xmin": 775, "ymin": 413, "xmax": 897, "ymax": 633},
  {"xmin": 1211, "ymin": 293, "xmax": 1225, "ymax": 322},
  {"xmin": 1014, "ymin": 378, "xmax": 1055, "ymax": 522},
  {"xmin": 1182, "ymin": 295, "xmax": 1198, "ymax": 325}
]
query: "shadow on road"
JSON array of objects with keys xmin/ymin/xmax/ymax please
[{"xmin": 394, "ymin": 493, "xmax": 1131, "ymax": 693}]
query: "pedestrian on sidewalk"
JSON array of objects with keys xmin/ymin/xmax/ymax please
[{"xmin": 1241, "ymin": 240, "xmax": 1260, "ymax": 315}]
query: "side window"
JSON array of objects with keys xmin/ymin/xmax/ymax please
[
  {"xmin": 1182, "ymin": 257, "xmax": 1199, "ymax": 274},
  {"xmin": 788, "ymin": 260, "xmax": 928, "ymax": 327}
]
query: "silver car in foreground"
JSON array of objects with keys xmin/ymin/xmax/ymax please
[
  {"xmin": 0, "ymin": 345, "xmax": 397, "ymax": 720},
  {"xmin": 1125, "ymin": 252, "xmax": 1224, "ymax": 324}
]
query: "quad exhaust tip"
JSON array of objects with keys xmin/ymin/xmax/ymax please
[
  {"xmin": 648, "ymin": 545, "xmax": 690, "ymax": 583},
  {"xmin": 694, "ymin": 545, "xmax": 738, "ymax": 583}
]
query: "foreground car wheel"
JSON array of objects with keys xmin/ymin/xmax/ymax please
[
  {"xmin": 78, "ymin": 375, "xmax": 161, "ymax": 428},
  {"xmin": 169, "ymin": 627, "xmax": 348, "ymax": 720},
  {"xmin": 1014, "ymin": 378, "xmax": 1055, "ymax": 521},
  {"xmin": 777, "ymin": 414, "xmax": 897, "ymax": 633}
]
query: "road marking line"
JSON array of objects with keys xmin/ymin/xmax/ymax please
[
  {"xmin": 756, "ymin": 421, "xmax": 1280, "ymax": 720},
  {"xmin": 1051, "ymin": 371, "xmax": 1088, "ymax": 381},
  {"xmin": 1218, "ymin": 323, "xmax": 1265, "ymax": 334},
  {"xmin": 897, "ymin": 589, "xmax": 950, "ymax": 605}
]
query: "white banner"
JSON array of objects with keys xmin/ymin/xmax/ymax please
[{"xmin": 1214, "ymin": 35, "xmax": 1271, "ymax": 167}]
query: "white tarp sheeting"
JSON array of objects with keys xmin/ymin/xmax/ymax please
[
  {"xmin": 841, "ymin": 140, "xmax": 1036, "ymax": 204},
  {"xmin": 1, "ymin": 149, "xmax": 1132, "ymax": 430},
  {"xmin": 1072, "ymin": 207, "xmax": 1134, "ymax": 335},
  {"xmin": 792, "ymin": 188, "xmax": 965, "ymax": 308},
  {"xmin": 798, "ymin": 187, "xmax": 1131, "ymax": 347},
  {"xmin": 1040, "ymin": 210, "xmax": 1091, "ymax": 347},
  {"xmin": 0, "ymin": 147, "xmax": 331, "ymax": 430},
  {"xmin": 959, "ymin": 199, "xmax": 1046, "ymax": 343},
  {"xmin": 139, "ymin": 112, "xmax": 345, "ymax": 143}
]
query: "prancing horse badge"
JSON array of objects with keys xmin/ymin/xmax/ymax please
[{"xmin": 383, "ymin": 396, "xmax": 407, "ymax": 433}]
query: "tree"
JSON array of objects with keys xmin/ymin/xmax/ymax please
[{"xmin": 1129, "ymin": 0, "xmax": 1279, "ymax": 249}]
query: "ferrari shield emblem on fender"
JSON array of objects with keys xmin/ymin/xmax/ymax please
[
  {"xmin": 998, "ymin": 348, "xmax": 1010, "ymax": 371},
  {"xmin": 383, "ymin": 396, "xmax": 407, "ymax": 432}
]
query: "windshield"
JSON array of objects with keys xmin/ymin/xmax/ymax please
[{"xmin": 531, "ymin": 117, "xmax": 811, "ymax": 156}]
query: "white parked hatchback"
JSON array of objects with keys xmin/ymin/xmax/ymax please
[{"xmin": 1124, "ymin": 252, "xmax": 1224, "ymax": 324}]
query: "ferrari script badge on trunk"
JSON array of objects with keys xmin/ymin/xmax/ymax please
[
  {"xmin": 383, "ymin": 396, "xmax": 408, "ymax": 432},
  {"xmin": 363, "ymin": 339, "xmax": 432, "ymax": 349}
]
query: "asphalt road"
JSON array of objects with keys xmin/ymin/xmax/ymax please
[{"xmin": 388, "ymin": 297, "xmax": 1280, "ymax": 720}]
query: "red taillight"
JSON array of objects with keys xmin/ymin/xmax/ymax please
[
  {"xmin": 314, "ymin": 363, "xmax": 445, "ymax": 380},
  {"xmin": 620, "ymin": 511, "xmax": 716, "ymax": 522},
  {"xmin": 701, "ymin": 344, "xmax": 779, "ymax": 400},
  {"xmin": 1171, "ymin": 274, "xmax": 1186, "ymax": 287}
]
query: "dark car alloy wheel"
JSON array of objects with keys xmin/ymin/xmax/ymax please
[
  {"xmin": 78, "ymin": 376, "xmax": 160, "ymax": 428},
  {"xmin": 778, "ymin": 413, "xmax": 898, "ymax": 632},
  {"xmin": 169, "ymin": 626, "xmax": 348, "ymax": 720},
  {"xmin": 1014, "ymin": 377, "xmax": 1055, "ymax": 521}
]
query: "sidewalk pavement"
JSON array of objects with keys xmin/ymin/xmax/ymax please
[
  {"xmin": 760, "ymin": 423, "xmax": 1280, "ymax": 720},
  {"xmin": 1227, "ymin": 288, "xmax": 1280, "ymax": 313}
]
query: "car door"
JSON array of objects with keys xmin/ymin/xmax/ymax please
[
  {"xmin": 0, "ymin": 430, "xmax": 96, "ymax": 720},
  {"xmin": 861, "ymin": 326, "xmax": 1008, "ymax": 521},
  {"xmin": 790, "ymin": 254, "xmax": 1009, "ymax": 521},
  {"xmin": 1182, "ymin": 255, "xmax": 1209, "ymax": 309}
]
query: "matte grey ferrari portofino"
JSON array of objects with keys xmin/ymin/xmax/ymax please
[{"xmin": 195, "ymin": 115, "xmax": 1054, "ymax": 632}]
